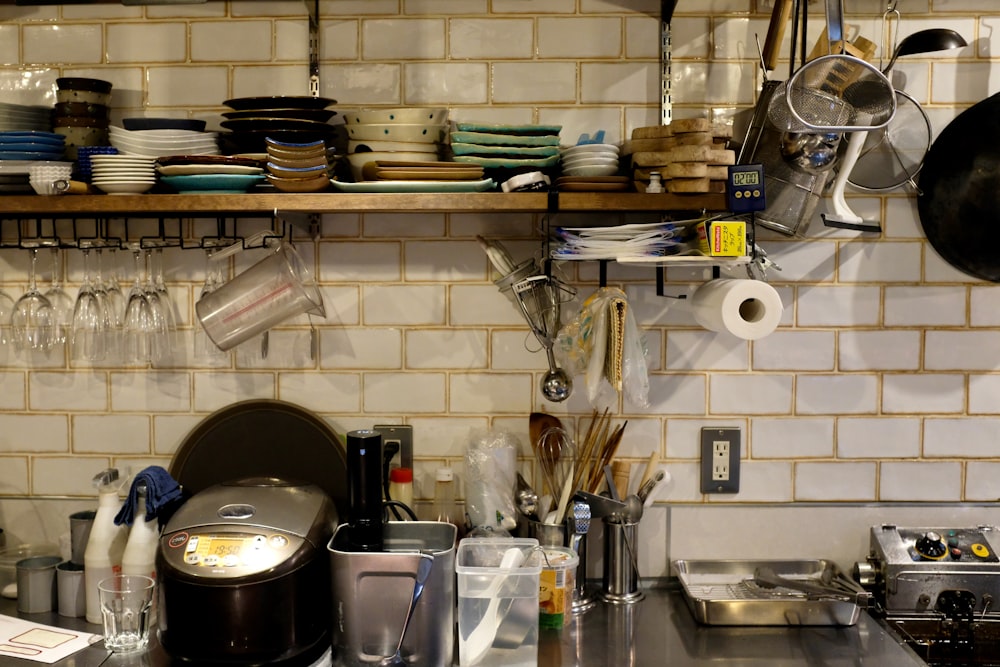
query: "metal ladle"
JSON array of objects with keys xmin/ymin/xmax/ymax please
[
  {"xmin": 880, "ymin": 28, "xmax": 967, "ymax": 75},
  {"xmin": 379, "ymin": 555, "xmax": 434, "ymax": 667}
]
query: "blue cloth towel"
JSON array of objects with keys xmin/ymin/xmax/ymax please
[{"xmin": 114, "ymin": 466, "xmax": 183, "ymax": 526}]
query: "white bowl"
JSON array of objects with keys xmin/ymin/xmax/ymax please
[
  {"xmin": 343, "ymin": 107, "xmax": 448, "ymax": 126},
  {"xmin": 345, "ymin": 124, "xmax": 448, "ymax": 144},
  {"xmin": 561, "ymin": 143, "xmax": 620, "ymax": 157},
  {"xmin": 562, "ymin": 164, "xmax": 620, "ymax": 177},
  {"xmin": 110, "ymin": 127, "xmax": 216, "ymax": 140},
  {"xmin": 345, "ymin": 151, "xmax": 440, "ymax": 181},
  {"xmin": 561, "ymin": 155, "xmax": 619, "ymax": 168}
]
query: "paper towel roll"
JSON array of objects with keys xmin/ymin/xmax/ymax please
[{"xmin": 690, "ymin": 279, "xmax": 783, "ymax": 340}]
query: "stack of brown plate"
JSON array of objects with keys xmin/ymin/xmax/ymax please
[
  {"xmin": 360, "ymin": 160, "xmax": 483, "ymax": 182},
  {"xmin": 219, "ymin": 96, "xmax": 337, "ymax": 155},
  {"xmin": 264, "ymin": 137, "xmax": 331, "ymax": 193},
  {"xmin": 555, "ymin": 175, "xmax": 631, "ymax": 192}
]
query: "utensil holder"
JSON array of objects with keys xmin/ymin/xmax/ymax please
[{"xmin": 601, "ymin": 518, "xmax": 643, "ymax": 604}]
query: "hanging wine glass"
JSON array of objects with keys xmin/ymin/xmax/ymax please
[
  {"xmin": 100, "ymin": 247, "xmax": 125, "ymax": 329},
  {"xmin": 122, "ymin": 245, "xmax": 154, "ymax": 365},
  {"xmin": 141, "ymin": 248, "xmax": 171, "ymax": 364},
  {"xmin": 71, "ymin": 244, "xmax": 106, "ymax": 361},
  {"xmin": 0, "ymin": 287, "xmax": 14, "ymax": 346},
  {"xmin": 9, "ymin": 246, "xmax": 55, "ymax": 355},
  {"xmin": 194, "ymin": 246, "xmax": 229, "ymax": 366},
  {"xmin": 43, "ymin": 247, "xmax": 74, "ymax": 347}
]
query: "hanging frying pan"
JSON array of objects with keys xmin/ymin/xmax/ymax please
[{"xmin": 917, "ymin": 92, "xmax": 1000, "ymax": 282}]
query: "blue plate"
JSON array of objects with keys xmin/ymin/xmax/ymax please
[
  {"xmin": 0, "ymin": 131, "xmax": 65, "ymax": 146},
  {"xmin": 159, "ymin": 173, "xmax": 265, "ymax": 193},
  {"xmin": 0, "ymin": 151, "xmax": 66, "ymax": 160},
  {"xmin": 0, "ymin": 143, "xmax": 66, "ymax": 152}
]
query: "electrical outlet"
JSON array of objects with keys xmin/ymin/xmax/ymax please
[
  {"xmin": 700, "ymin": 427, "xmax": 740, "ymax": 494},
  {"xmin": 374, "ymin": 425, "xmax": 413, "ymax": 471}
]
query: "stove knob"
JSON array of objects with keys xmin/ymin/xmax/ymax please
[{"xmin": 915, "ymin": 531, "xmax": 948, "ymax": 560}]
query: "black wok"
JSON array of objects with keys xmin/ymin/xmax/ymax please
[{"xmin": 917, "ymin": 92, "xmax": 1000, "ymax": 282}]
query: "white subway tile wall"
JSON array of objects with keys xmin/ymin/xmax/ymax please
[{"xmin": 1, "ymin": 0, "xmax": 999, "ymax": 575}]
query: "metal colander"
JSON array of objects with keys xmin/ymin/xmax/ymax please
[{"xmin": 767, "ymin": 0, "xmax": 896, "ymax": 134}]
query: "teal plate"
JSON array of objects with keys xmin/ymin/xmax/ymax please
[
  {"xmin": 450, "ymin": 143, "xmax": 559, "ymax": 157},
  {"xmin": 455, "ymin": 122, "xmax": 561, "ymax": 136},
  {"xmin": 452, "ymin": 155, "xmax": 560, "ymax": 169},
  {"xmin": 450, "ymin": 131, "xmax": 560, "ymax": 147},
  {"xmin": 159, "ymin": 173, "xmax": 265, "ymax": 193},
  {"xmin": 331, "ymin": 178, "xmax": 495, "ymax": 193}
]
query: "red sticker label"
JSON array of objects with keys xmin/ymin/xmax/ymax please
[{"xmin": 167, "ymin": 532, "xmax": 189, "ymax": 548}]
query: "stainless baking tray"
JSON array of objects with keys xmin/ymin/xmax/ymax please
[{"xmin": 674, "ymin": 559, "xmax": 869, "ymax": 626}]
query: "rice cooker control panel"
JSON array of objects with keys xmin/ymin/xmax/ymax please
[{"xmin": 161, "ymin": 527, "xmax": 305, "ymax": 578}]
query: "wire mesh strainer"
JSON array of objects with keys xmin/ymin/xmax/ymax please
[
  {"xmin": 847, "ymin": 88, "xmax": 931, "ymax": 192},
  {"xmin": 768, "ymin": 0, "xmax": 896, "ymax": 134}
]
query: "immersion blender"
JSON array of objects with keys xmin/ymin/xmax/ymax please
[{"xmin": 346, "ymin": 429, "xmax": 385, "ymax": 552}]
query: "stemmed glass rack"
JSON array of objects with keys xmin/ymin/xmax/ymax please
[{"xmin": 0, "ymin": 214, "xmax": 312, "ymax": 252}]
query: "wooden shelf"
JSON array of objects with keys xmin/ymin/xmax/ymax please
[{"xmin": 0, "ymin": 191, "xmax": 727, "ymax": 218}]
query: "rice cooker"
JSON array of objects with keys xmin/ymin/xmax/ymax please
[{"xmin": 156, "ymin": 477, "xmax": 337, "ymax": 666}]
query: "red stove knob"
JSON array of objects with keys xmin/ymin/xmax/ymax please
[{"xmin": 915, "ymin": 531, "xmax": 948, "ymax": 560}]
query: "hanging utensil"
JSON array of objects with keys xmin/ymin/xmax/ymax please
[
  {"xmin": 847, "ymin": 88, "xmax": 930, "ymax": 193},
  {"xmin": 826, "ymin": 27, "xmax": 968, "ymax": 229},
  {"xmin": 512, "ymin": 274, "xmax": 574, "ymax": 402},
  {"xmin": 768, "ymin": 0, "xmax": 896, "ymax": 135},
  {"xmin": 847, "ymin": 27, "xmax": 966, "ymax": 194}
]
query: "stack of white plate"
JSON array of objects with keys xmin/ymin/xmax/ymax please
[
  {"xmin": 560, "ymin": 143, "xmax": 620, "ymax": 177},
  {"xmin": 90, "ymin": 154, "xmax": 156, "ymax": 194},
  {"xmin": 109, "ymin": 126, "xmax": 218, "ymax": 159}
]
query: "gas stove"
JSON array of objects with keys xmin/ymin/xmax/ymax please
[{"xmin": 855, "ymin": 524, "xmax": 1000, "ymax": 666}]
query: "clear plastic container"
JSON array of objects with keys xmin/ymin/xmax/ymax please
[{"xmin": 456, "ymin": 538, "xmax": 541, "ymax": 667}]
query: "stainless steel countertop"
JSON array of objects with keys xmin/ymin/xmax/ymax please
[{"xmin": 0, "ymin": 584, "xmax": 929, "ymax": 666}]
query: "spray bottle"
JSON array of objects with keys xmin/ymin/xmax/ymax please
[
  {"xmin": 84, "ymin": 468, "xmax": 128, "ymax": 624},
  {"xmin": 121, "ymin": 481, "xmax": 159, "ymax": 580}
]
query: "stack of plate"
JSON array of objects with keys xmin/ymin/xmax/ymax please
[
  {"xmin": 0, "ymin": 162, "xmax": 34, "ymax": 195},
  {"xmin": 75, "ymin": 146, "xmax": 119, "ymax": 183},
  {"xmin": 264, "ymin": 138, "xmax": 332, "ymax": 193},
  {"xmin": 0, "ymin": 131, "xmax": 66, "ymax": 161},
  {"xmin": 219, "ymin": 96, "xmax": 338, "ymax": 154},
  {"xmin": 560, "ymin": 143, "xmax": 620, "ymax": 177},
  {"xmin": 0, "ymin": 103, "xmax": 52, "ymax": 132},
  {"xmin": 109, "ymin": 126, "xmax": 218, "ymax": 159},
  {"xmin": 90, "ymin": 154, "xmax": 156, "ymax": 194},
  {"xmin": 157, "ymin": 154, "xmax": 266, "ymax": 194},
  {"xmin": 332, "ymin": 160, "xmax": 494, "ymax": 193},
  {"xmin": 449, "ymin": 123, "xmax": 561, "ymax": 170},
  {"xmin": 344, "ymin": 107, "xmax": 448, "ymax": 180}
]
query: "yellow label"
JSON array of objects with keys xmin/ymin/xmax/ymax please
[
  {"xmin": 539, "ymin": 568, "xmax": 569, "ymax": 624},
  {"xmin": 696, "ymin": 220, "xmax": 746, "ymax": 257}
]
